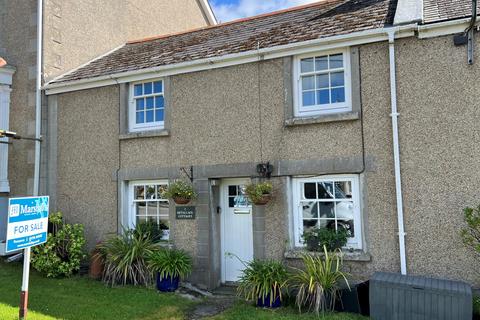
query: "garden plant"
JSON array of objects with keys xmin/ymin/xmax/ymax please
[{"xmin": 148, "ymin": 248, "xmax": 192, "ymax": 292}]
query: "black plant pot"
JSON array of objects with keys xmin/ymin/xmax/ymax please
[
  {"xmin": 257, "ymin": 293, "xmax": 281, "ymax": 308},
  {"xmin": 156, "ymin": 273, "xmax": 179, "ymax": 292}
]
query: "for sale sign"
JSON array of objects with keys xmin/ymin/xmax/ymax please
[{"xmin": 6, "ymin": 196, "xmax": 49, "ymax": 253}]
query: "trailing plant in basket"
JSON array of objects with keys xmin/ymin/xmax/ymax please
[
  {"xmin": 245, "ymin": 181, "xmax": 273, "ymax": 205},
  {"xmin": 162, "ymin": 180, "xmax": 197, "ymax": 204},
  {"xmin": 236, "ymin": 258, "xmax": 289, "ymax": 308},
  {"xmin": 289, "ymin": 246, "xmax": 350, "ymax": 315},
  {"xmin": 302, "ymin": 227, "xmax": 348, "ymax": 252},
  {"xmin": 98, "ymin": 224, "xmax": 159, "ymax": 286},
  {"xmin": 31, "ymin": 212, "xmax": 86, "ymax": 278}
]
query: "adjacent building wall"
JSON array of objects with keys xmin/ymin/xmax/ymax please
[{"xmin": 0, "ymin": 0, "xmax": 210, "ymax": 199}]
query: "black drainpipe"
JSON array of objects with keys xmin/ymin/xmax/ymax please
[{"xmin": 454, "ymin": 0, "xmax": 477, "ymax": 64}]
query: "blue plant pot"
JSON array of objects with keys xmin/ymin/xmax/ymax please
[
  {"xmin": 156, "ymin": 273, "xmax": 179, "ymax": 292},
  {"xmin": 257, "ymin": 294, "xmax": 281, "ymax": 308}
]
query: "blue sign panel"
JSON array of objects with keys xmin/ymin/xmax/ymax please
[{"xmin": 6, "ymin": 196, "xmax": 49, "ymax": 253}]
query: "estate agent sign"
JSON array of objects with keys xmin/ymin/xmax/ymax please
[
  {"xmin": 6, "ymin": 196, "xmax": 49, "ymax": 253},
  {"xmin": 176, "ymin": 206, "xmax": 196, "ymax": 219}
]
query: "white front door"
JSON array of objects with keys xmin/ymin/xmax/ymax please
[{"xmin": 221, "ymin": 178, "xmax": 253, "ymax": 283}]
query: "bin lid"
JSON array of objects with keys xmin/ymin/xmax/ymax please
[{"xmin": 371, "ymin": 272, "xmax": 471, "ymax": 295}]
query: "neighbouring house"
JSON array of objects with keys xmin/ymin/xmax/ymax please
[
  {"xmin": 0, "ymin": 0, "xmax": 216, "ymax": 254},
  {"xmin": 37, "ymin": 0, "xmax": 480, "ymax": 290}
]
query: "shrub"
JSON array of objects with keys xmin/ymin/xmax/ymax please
[
  {"xmin": 289, "ymin": 246, "xmax": 350, "ymax": 315},
  {"xmin": 148, "ymin": 248, "xmax": 192, "ymax": 280},
  {"xmin": 461, "ymin": 205, "xmax": 480, "ymax": 255},
  {"xmin": 302, "ymin": 227, "xmax": 348, "ymax": 252},
  {"xmin": 98, "ymin": 225, "xmax": 159, "ymax": 286},
  {"xmin": 237, "ymin": 259, "xmax": 289, "ymax": 306},
  {"xmin": 31, "ymin": 212, "xmax": 86, "ymax": 278},
  {"xmin": 245, "ymin": 182, "xmax": 273, "ymax": 204},
  {"xmin": 161, "ymin": 180, "xmax": 197, "ymax": 200}
]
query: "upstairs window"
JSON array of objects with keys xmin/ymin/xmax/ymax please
[
  {"xmin": 129, "ymin": 79, "xmax": 165, "ymax": 132},
  {"xmin": 294, "ymin": 49, "xmax": 351, "ymax": 117}
]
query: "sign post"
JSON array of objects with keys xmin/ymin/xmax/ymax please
[{"xmin": 6, "ymin": 196, "xmax": 49, "ymax": 319}]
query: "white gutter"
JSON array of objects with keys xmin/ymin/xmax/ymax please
[
  {"xmin": 44, "ymin": 24, "xmax": 416, "ymax": 95},
  {"xmin": 387, "ymin": 28, "xmax": 407, "ymax": 275}
]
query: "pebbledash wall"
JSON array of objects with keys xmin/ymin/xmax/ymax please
[
  {"xmin": 47, "ymin": 34, "xmax": 480, "ymax": 289},
  {"xmin": 0, "ymin": 0, "xmax": 211, "ymax": 198}
]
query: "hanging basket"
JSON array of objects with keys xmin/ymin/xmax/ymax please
[
  {"xmin": 173, "ymin": 197, "xmax": 191, "ymax": 205},
  {"xmin": 252, "ymin": 193, "xmax": 272, "ymax": 206}
]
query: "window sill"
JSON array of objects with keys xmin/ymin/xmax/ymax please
[
  {"xmin": 284, "ymin": 249, "xmax": 371, "ymax": 262},
  {"xmin": 285, "ymin": 111, "xmax": 359, "ymax": 127},
  {"xmin": 119, "ymin": 129, "xmax": 170, "ymax": 140}
]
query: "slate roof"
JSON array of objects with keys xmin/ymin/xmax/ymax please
[
  {"xmin": 50, "ymin": 0, "xmax": 397, "ymax": 84},
  {"xmin": 423, "ymin": 0, "xmax": 478, "ymax": 24}
]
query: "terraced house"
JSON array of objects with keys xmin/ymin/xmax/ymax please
[{"xmin": 9, "ymin": 0, "xmax": 480, "ymax": 290}]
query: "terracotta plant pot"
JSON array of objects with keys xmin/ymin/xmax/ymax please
[
  {"xmin": 173, "ymin": 197, "xmax": 191, "ymax": 205},
  {"xmin": 253, "ymin": 193, "xmax": 272, "ymax": 205},
  {"xmin": 89, "ymin": 250, "xmax": 103, "ymax": 280}
]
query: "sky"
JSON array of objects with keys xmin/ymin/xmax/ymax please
[{"xmin": 210, "ymin": 0, "xmax": 320, "ymax": 23}]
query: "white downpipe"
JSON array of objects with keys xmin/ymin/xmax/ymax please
[{"xmin": 387, "ymin": 29, "xmax": 407, "ymax": 275}]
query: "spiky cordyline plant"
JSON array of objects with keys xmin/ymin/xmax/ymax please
[
  {"xmin": 289, "ymin": 246, "xmax": 350, "ymax": 315},
  {"xmin": 98, "ymin": 225, "xmax": 159, "ymax": 286},
  {"xmin": 236, "ymin": 258, "xmax": 289, "ymax": 306},
  {"xmin": 148, "ymin": 248, "xmax": 192, "ymax": 280}
]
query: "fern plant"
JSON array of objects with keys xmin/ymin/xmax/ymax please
[{"xmin": 289, "ymin": 246, "xmax": 350, "ymax": 315}]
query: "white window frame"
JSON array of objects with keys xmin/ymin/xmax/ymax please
[
  {"xmin": 292, "ymin": 175, "xmax": 362, "ymax": 249},
  {"xmin": 128, "ymin": 78, "xmax": 165, "ymax": 132},
  {"xmin": 293, "ymin": 48, "xmax": 352, "ymax": 117},
  {"xmin": 127, "ymin": 179, "xmax": 170, "ymax": 239}
]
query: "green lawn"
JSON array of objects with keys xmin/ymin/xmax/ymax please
[{"xmin": 0, "ymin": 261, "xmax": 366, "ymax": 320}]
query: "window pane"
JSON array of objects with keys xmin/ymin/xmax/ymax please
[
  {"xmin": 146, "ymin": 202, "xmax": 157, "ymax": 217},
  {"xmin": 134, "ymin": 84, "xmax": 142, "ymax": 96},
  {"xmin": 336, "ymin": 201, "xmax": 355, "ymax": 237},
  {"xmin": 302, "ymin": 202, "xmax": 318, "ymax": 219},
  {"xmin": 300, "ymin": 58, "xmax": 314, "ymax": 73},
  {"xmin": 136, "ymin": 111, "xmax": 144, "ymax": 124},
  {"xmin": 159, "ymin": 201, "xmax": 169, "ymax": 216},
  {"xmin": 135, "ymin": 186, "xmax": 145, "ymax": 200},
  {"xmin": 155, "ymin": 109, "xmax": 164, "ymax": 122},
  {"xmin": 329, "ymin": 54, "xmax": 343, "ymax": 68},
  {"xmin": 318, "ymin": 182, "xmax": 333, "ymax": 199},
  {"xmin": 155, "ymin": 96, "xmax": 164, "ymax": 108},
  {"xmin": 136, "ymin": 202, "xmax": 146, "ymax": 217},
  {"xmin": 330, "ymin": 71, "xmax": 345, "ymax": 87},
  {"xmin": 316, "ymin": 74, "xmax": 329, "ymax": 89},
  {"xmin": 146, "ymin": 110, "xmax": 154, "ymax": 123},
  {"xmin": 319, "ymin": 219, "xmax": 336, "ymax": 231},
  {"xmin": 136, "ymin": 98, "xmax": 144, "ymax": 111},
  {"xmin": 302, "ymin": 91, "xmax": 315, "ymax": 106},
  {"xmin": 331, "ymin": 87, "xmax": 345, "ymax": 103},
  {"xmin": 146, "ymin": 185, "xmax": 156, "ymax": 199},
  {"xmin": 301, "ymin": 76, "xmax": 315, "ymax": 90},
  {"xmin": 303, "ymin": 183, "xmax": 316, "ymax": 199},
  {"xmin": 144, "ymin": 82, "xmax": 153, "ymax": 95},
  {"xmin": 317, "ymin": 90, "xmax": 330, "ymax": 105},
  {"xmin": 228, "ymin": 185, "xmax": 237, "ymax": 196},
  {"xmin": 303, "ymin": 219, "xmax": 318, "ymax": 230},
  {"xmin": 159, "ymin": 218, "xmax": 170, "ymax": 240},
  {"xmin": 137, "ymin": 215, "xmax": 147, "ymax": 224},
  {"xmin": 156, "ymin": 185, "xmax": 167, "ymax": 199},
  {"xmin": 319, "ymin": 201, "xmax": 335, "ymax": 218},
  {"xmin": 315, "ymin": 56, "xmax": 328, "ymax": 71},
  {"xmin": 154, "ymin": 81, "xmax": 163, "ymax": 93},
  {"xmin": 146, "ymin": 97, "xmax": 154, "ymax": 109},
  {"xmin": 335, "ymin": 181, "xmax": 351, "ymax": 199}
]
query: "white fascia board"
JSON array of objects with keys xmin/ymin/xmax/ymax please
[
  {"xmin": 44, "ymin": 25, "xmax": 416, "ymax": 95},
  {"xmin": 199, "ymin": 0, "xmax": 217, "ymax": 25},
  {"xmin": 418, "ymin": 17, "xmax": 472, "ymax": 38},
  {"xmin": 394, "ymin": 0, "xmax": 423, "ymax": 25}
]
